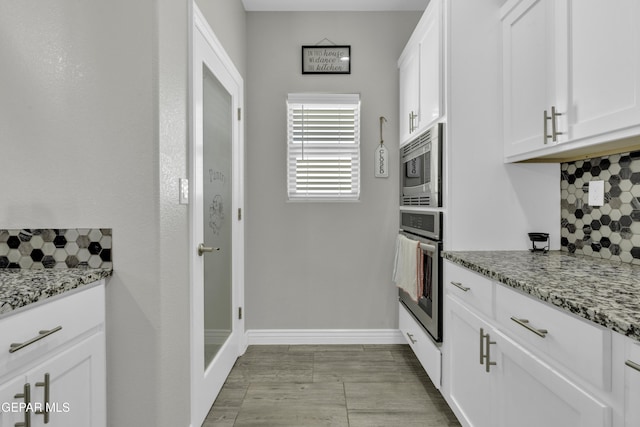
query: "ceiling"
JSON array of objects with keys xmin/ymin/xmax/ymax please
[{"xmin": 241, "ymin": 0, "xmax": 429, "ymax": 11}]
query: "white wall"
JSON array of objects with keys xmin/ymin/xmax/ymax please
[
  {"xmin": 245, "ymin": 12, "xmax": 420, "ymax": 330},
  {"xmin": 0, "ymin": 1, "xmax": 246, "ymax": 426},
  {"xmin": 440, "ymin": 2, "xmax": 560, "ymax": 418},
  {"xmin": 196, "ymin": 0, "xmax": 247, "ymax": 78},
  {"xmin": 445, "ymin": 0, "xmax": 560, "ymax": 252}
]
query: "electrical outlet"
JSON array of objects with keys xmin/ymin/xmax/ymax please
[{"xmin": 588, "ymin": 180, "xmax": 604, "ymax": 206}]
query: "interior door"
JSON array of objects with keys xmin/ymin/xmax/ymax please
[{"xmin": 191, "ymin": 7, "xmax": 244, "ymax": 426}]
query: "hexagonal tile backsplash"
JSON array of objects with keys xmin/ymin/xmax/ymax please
[
  {"xmin": 0, "ymin": 229, "xmax": 112, "ymax": 269},
  {"xmin": 561, "ymin": 150, "xmax": 640, "ymax": 264}
]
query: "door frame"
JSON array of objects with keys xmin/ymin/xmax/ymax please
[{"xmin": 190, "ymin": 4, "xmax": 245, "ymax": 426}]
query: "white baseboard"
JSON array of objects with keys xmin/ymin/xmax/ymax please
[{"xmin": 244, "ymin": 329, "xmax": 405, "ymax": 346}]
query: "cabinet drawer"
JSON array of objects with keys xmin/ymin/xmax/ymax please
[
  {"xmin": 495, "ymin": 284, "xmax": 611, "ymax": 390},
  {"xmin": 0, "ymin": 282, "xmax": 104, "ymax": 377},
  {"xmin": 399, "ymin": 302, "xmax": 441, "ymax": 389},
  {"xmin": 444, "ymin": 261, "xmax": 494, "ymax": 318}
]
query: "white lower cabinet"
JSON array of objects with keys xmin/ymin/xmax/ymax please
[
  {"xmin": 443, "ymin": 261, "xmax": 614, "ymax": 427},
  {"xmin": 446, "ymin": 296, "xmax": 495, "ymax": 427},
  {"xmin": 0, "ymin": 283, "xmax": 106, "ymax": 426},
  {"xmin": 624, "ymin": 341, "xmax": 640, "ymax": 426},
  {"xmin": 447, "ymin": 295, "xmax": 610, "ymax": 427},
  {"xmin": 398, "ymin": 302, "xmax": 441, "ymax": 389}
]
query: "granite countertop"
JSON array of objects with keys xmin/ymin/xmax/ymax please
[
  {"xmin": 443, "ymin": 250, "xmax": 640, "ymax": 342},
  {"xmin": 0, "ymin": 268, "xmax": 112, "ymax": 317}
]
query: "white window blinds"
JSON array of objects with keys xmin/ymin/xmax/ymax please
[{"xmin": 287, "ymin": 93, "xmax": 361, "ymax": 201}]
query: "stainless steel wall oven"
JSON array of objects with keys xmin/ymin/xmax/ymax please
[{"xmin": 398, "ymin": 210, "xmax": 443, "ymax": 342}]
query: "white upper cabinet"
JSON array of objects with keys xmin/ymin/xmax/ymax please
[
  {"xmin": 502, "ymin": 0, "xmax": 559, "ymax": 158},
  {"xmin": 558, "ymin": 0, "xmax": 640, "ymax": 142},
  {"xmin": 399, "ymin": 45, "xmax": 420, "ymax": 143},
  {"xmin": 417, "ymin": 0, "xmax": 442, "ymax": 131},
  {"xmin": 398, "ymin": 0, "xmax": 443, "ymax": 146},
  {"xmin": 502, "ymin": 0, "xmax": 640, "ymax": 162}
]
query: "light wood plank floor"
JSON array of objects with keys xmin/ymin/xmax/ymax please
[{"xmin": 202, "ymin": 344, "xmax": 461, "ymax": 427}]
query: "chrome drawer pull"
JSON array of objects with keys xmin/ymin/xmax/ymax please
[
  {"xmin": 9, "ymin": 326, "xmax": 63, "ymax": 354},
  {"xmin": 511, "ymin": 317, "xmax": 547, "ymax": 338},
  {"xmin": 450, "ymin": 281, "xmax": 470, "ymax": 292},
  {"xmin": 626, "ymin": 360, "xmax": 640, "ymax": 373},
  {"xmin": 406, "ymin": 332, "xmax": 417, "ymax": 344}
]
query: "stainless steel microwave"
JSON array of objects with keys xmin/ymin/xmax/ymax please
[{"xmin": 400, "ymin": 123, "xmax": 443, "ymax": 207}]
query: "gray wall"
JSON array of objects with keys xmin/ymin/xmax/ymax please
[
  {"xmin": 245, "ymin": 12, "xmax": 420, "ymax": 330},
  {"xmin": 196, "ymin": 0, "xmax": 247, "ymax": 78},
  {"xmin": 0, "ymin": 1, "xmax": 246, "ymax": 426}
]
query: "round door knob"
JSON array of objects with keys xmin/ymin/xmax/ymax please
[{"xmin": 198, "ymin": 243, "xmax": 220, "ymax": 256}]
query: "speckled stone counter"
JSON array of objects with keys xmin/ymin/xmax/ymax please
[
  {"xmin": 0, "ymin": 268, "xmax": 112, "ymax": 317},
  {"xmin": 443, "ymin": 250, "xmax": 640, "ymax": 342}
]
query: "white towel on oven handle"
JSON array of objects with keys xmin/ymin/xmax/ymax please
[{"xmin": 392, "ymin": 234, "xmax": 421, "ymax": 302}]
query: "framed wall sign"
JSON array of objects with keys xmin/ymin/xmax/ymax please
[{"xmin": 302, "ymin": 46, "xmax": 351, "ymax": 74}]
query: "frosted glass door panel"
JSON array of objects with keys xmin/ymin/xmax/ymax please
[{"xmin": 202, "ymin": 65, "xmax": 233, "ymax": 368}]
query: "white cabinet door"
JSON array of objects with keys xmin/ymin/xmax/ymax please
[
  {"xmin": 557, "ymin": 0, "xmax": 640, "ymax": 143},
  {"xmin": 399, "ymin": 45, "xmax": 420, "ymax": 144},
  {"xmin": 625, "ymin": 342, "xmax": 640, "ymax": 427},
  {"xmin": 446, "ymin": 296, "xmax": 496, "ymax": 427},
  {"xmin": 502, "ymin": 0, "xmax": 558, "ymax": 158},
  {"xmin": 0, "ymin": 376, "xmax": 29, "ymax": 426},
  {"xmin": 28, "ymin": 333, "xmax": 106, "ymax": 427},
  {"xmin": 417, "ymin": 0, "xmax": 442, "ymax": 132},
  {"xmin": 494, "ymin": 328, "xmax": 611, "ymax": 427}
]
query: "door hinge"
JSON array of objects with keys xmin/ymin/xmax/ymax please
[
  {"xmin": 237, "ymin": 108, "xmax": 242, "ymax": 121},
  {"xmin": 238, "ymin": 208, "xmax": 242, "ymax": 220},
  {"xmin": 238, "ymin": 307, "xmax": 243, "ymax": 320}
]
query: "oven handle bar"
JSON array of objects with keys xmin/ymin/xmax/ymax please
[{"xmin": 419, "ymin": 242, "xmax": 437, "ymax": 253}]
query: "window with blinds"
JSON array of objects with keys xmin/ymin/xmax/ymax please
[{"xmin": 286, "ymin": 93, "xmax": 361, "ymax": 201}]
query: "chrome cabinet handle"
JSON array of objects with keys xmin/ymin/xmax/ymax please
[
  {"xmin": 197, "ymin": 243, "xmax": 220, "ymax": 256},
  {"xmin": 484, "ymin": 332, "xmax": 497, "ymax": 373},
  {"xmin": 406, "ymin": 332, "xmax": 417, "ymax": 345},
  {"xmin": 551, "ymin": 106, "xmax": 564, "ymax": 142},
  {"xmin": 35, "ymin": 373, "xmax": 50, "ymax": 423},
  {"xmin": 450, "ymin": 281, "xmax": 470, "ymax": 292},
  {"xmin": 409, "ymin": 111, "xmax": 418, "ymax": 133},
  {"xmin": 511, "ymin": 317, "xmax": 548, "ymax": 338},
  {"xmin": 14, "ymin": 383, "xmax": 31, "ymax": 427},
  {"xmin": 543, "ymin": 110, "xmax": 552, "ymax": 144},
  {"xmin": 626, "ymin": 360, "xmax": 640, "ymax": 373},
  {"xmin": 479, "ymin": 328, "xmax": 496, "ymax": 372},
  {"xmin": 479, "ymin": 328, "xmax": 486, "ymax": 365},
  {"xmin": 9, "ymin": 326, "xmax": 63, "ymax": 354}
]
